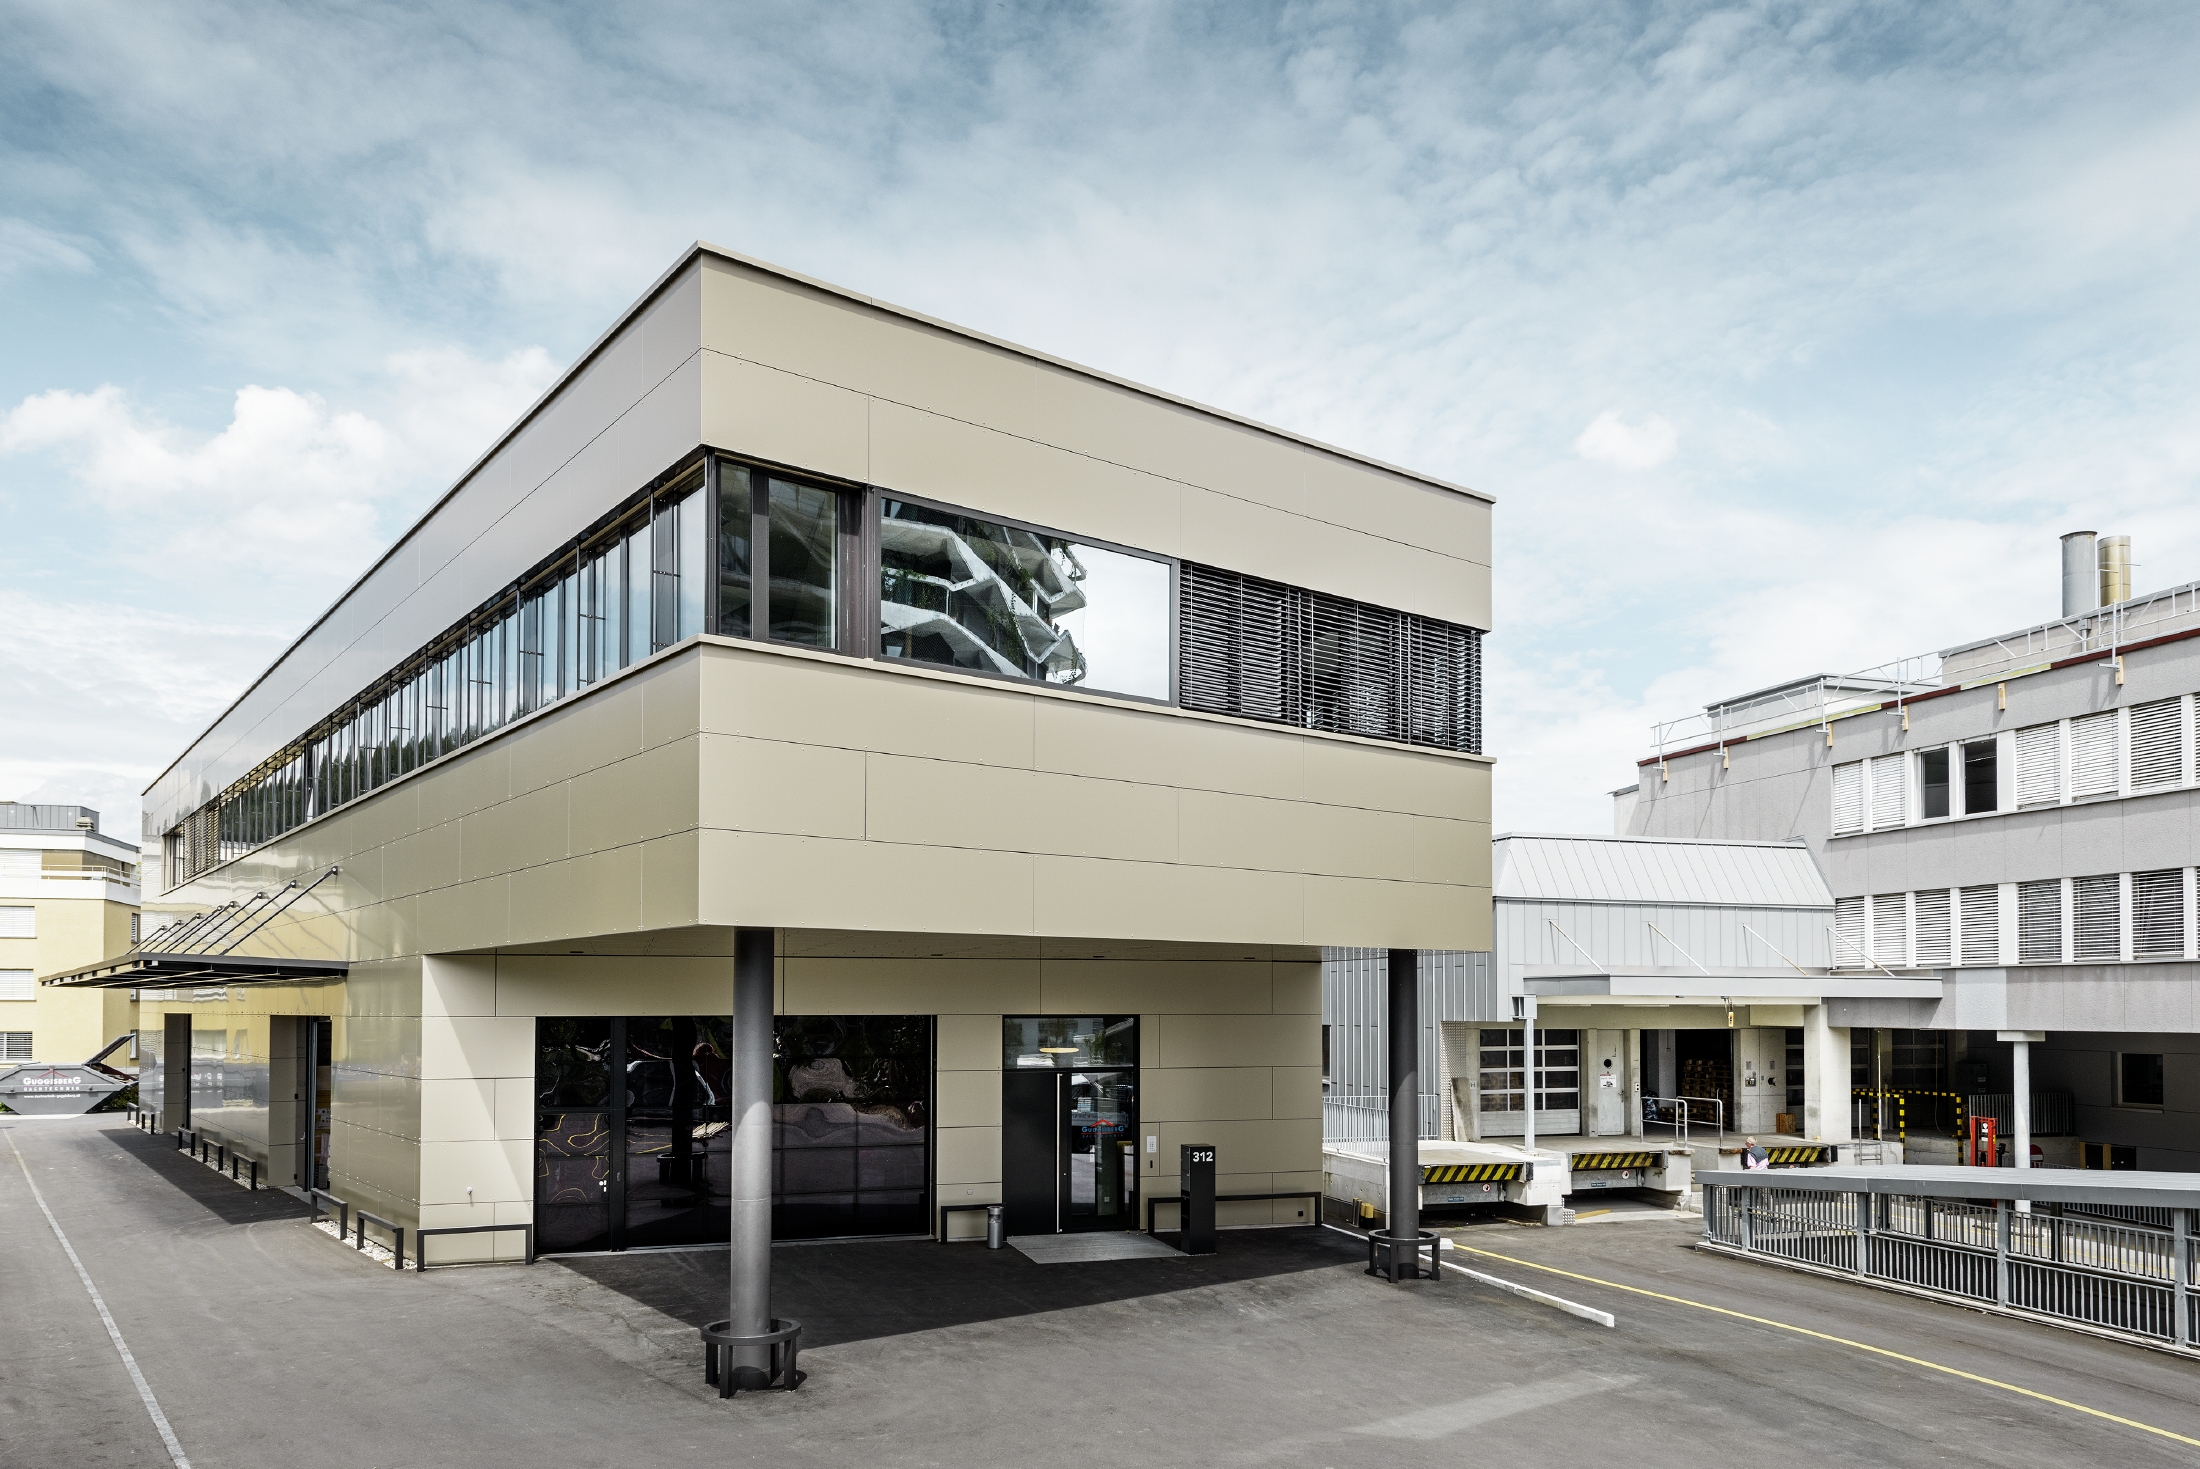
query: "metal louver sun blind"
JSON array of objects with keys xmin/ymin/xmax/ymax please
[
  {"xmin": 2068, "ymin": 711, "xmax": 2117, "ymax": 798},
  {"xmin": 1176, "ymin": 561, "xmax": 1481, "ymax": 753},
  {"xmin": 2130, "ymin": 868, "xmax": 2184, "ymax": 959},
  {"xmin": 1831, "ymin": 762, "xmax": 1864, "ymax": 836},
  {"xmin": 2128, "ymin": 698, "xmax": 2182, "ymax": 791},
  {"xmin": 2017, "ymin": 879, "xmax": 2063, "ymax": 964},
  {"xmin": 2014, "ymin": 723, "xmax": 2061, "ymax": 807},
  {"xmin": 1912, "ymin": 889, "xmax": 1953, "ymax": 967},
  {"xmin": 1870, "ymin": 893, "xmax": 1908, "ymax": 968},
  {"xmin": 1959, "ymin": 885, "xmax": 2001, "ymax": 966},
  {"xmin": 2071, "ymin": 873, "xmax": 2119, "ymax": 960},
  {"xmin": 1834, "ymin": 895, "xmax": 1866, "ymax": 967},
  {"xmin": 1869, "ymin": 755, "xmax": 1906, "ymax": 830}
]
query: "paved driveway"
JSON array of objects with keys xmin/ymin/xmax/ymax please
[{"xmin": 6, "ymin": 1115, "xmax": 2197, "ymax": 1467}]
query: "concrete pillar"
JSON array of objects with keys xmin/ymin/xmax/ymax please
[
  {"xmin": 1626, "ymin": 1027, "xmax": 1644, "ymax": 1139},
  {"xmin": 2000, "ymin": 1030, "xmax": 2043, "ymax": 1171},
  {"xmin": 729, "ymin": 928, "xmax": 774, "ymax": 1378},
  {"xmin": 1802, "ymin": 1006, "xmax": 1852, "ymax": 1145},
  {"xmin": 1386, "ymin": 949, "xmax": 1420, "ymax": 1265}
]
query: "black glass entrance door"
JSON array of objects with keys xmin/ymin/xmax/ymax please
[{"xmin": 1001, "ymin": 1017, "xmax": 1138, "ymax": 1236}]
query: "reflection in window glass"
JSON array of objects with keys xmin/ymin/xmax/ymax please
[
  {"xmin": 879, "ymin": 500, "xmax": 1169, "ymax": 699},
  {"xmin": 1002, "ymin": 1015, "xmax": 1137, "ymax": 1069},
  {"xmin": 537, "ymin": 1017, "xmax": 613, "ymax": 1108},
  {"xmin": 717, "ymin": 463, "xmax": 753, "ymax": 636},
  {"xmin": 768, "ymin": 478, "xmax": 838, "ymax": 647},
  {"xmin": 774, "ymin": 1016, "xmax": 930, "ymax": 1239}
]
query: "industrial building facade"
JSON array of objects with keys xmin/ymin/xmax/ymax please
[
  {"xmin": 1628, "ymin": 543, "xmax": 2200, "ymax": 1169},
  {"xmin": 74, "ymin": 245, "xmax": 1493, "ymax": 1260}
]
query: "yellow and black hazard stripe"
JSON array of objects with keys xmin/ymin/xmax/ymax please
[
  {"xmin": 1766, "ymin": 1144, "xmax": 1833, "ymax": 1166},
  {"xmin": 1420, "ymin": 1163, "xmax": 1523, "ymax": 1183},
  {"xmin": 1570, "ymin": 1151, "xmax": 1656, "ymax": 1171}
]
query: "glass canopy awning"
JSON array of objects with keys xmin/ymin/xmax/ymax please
[{"xmin": 41, "ymin": 951, "xmax": 349, "ymax": 989}]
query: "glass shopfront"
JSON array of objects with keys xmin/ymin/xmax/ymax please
[{"xmin": 534, "ymin": 1014, "xmax": 930, "ymax": 1254}]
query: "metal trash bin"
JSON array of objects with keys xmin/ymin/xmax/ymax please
[{"xmin": 985, "ymin": 1204, "xmax": 1005, "ymax": 1249}]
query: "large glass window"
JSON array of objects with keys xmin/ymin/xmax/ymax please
[
  {"xmin": 717, "ymin": 464, "xmax": 753, "ymax": 637},
  {"xmin": 535, "ymin": 1013, "xmax": 928, "ymax": 1254},
  {"xmin": 768, "ymin": 477, "xmax": 840, "ymax": 648},
  {"xmin": 880, "ymin": 500, "xmax": 1169, "ymax": 699},
  {"xmin": 1002, "ymin": 1015, "xmax": 1137, "ymax": 1069}
]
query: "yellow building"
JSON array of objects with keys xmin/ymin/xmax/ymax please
[
  {"xmin": 1, "ymin": 803, "xmax": 139, "ymax": 1069},
  {"xmin": 56, "ymin": 247, "xmax": 1491, "ymax": 1305}
]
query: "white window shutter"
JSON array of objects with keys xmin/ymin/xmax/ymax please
[
  {"xmin": 1958, "ymin": 885, "xmax": 2000, "ymax": 965},
  {"xmin": 2017, "ymin": 879, "xmax": 2061, "ymax": 964},
  {"xmin": 0, "ymin": 970, "xmax": 33, "ymax": 1001},
  {"xmin": 2068, "ymin": 711, "xmax": 2117, "ymax": 798},
  {"xmin": 2131, "ymin": 869, "xmax": 2184, "ymax": 958},
  {"xmin": 1913, "ymin": 889, "xmax": 1953, "ymax": 966},
  {"xmin": 2128, "ymin": 698, "xmax": 2181, "ymax": 791},
  {"xmin": 0, "ymin": 906, "xmax": 33, "ymax": 939},
  {"xmin": 1870, "ymin": 893, "xmax": 1908, "ymax": 967},
  {"xmin": 1869, "ymin": 756, "xmax": 1906, "ymax": 830},
  {"xmin": 2015, "ymin": 723, "xmax": 2061, "ymax": 807},
  {"xmin": 1832, "ymin": 762, "xmax": 1864, "ymax": 836},
  {"xmin": 2071, "ymin": 873, "xmax": 2119, "ymax": 960},
  {"xmin": 1834, "ymin": 895, "xmax": 1867, "ymax": 966}
]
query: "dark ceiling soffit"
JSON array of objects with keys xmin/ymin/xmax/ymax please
[{"xmin": 40, "ymin": 953, "xmax": 349, "ymax": 990}]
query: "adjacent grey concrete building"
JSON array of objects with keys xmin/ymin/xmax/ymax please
[{"xmin": 1629, "ymin": 539, "xmax": 2200, "ymax": 1169}]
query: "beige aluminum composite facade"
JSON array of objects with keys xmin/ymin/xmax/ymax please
[{"xmin": 136, "ymin": 246, "xmax": 1492, "ymax": 1255}]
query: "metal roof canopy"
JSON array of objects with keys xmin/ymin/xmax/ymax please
[
  {"xmin": 1524, "ymin": 965, "xmax": 1940, "ymax": 1004},
  {"xmin": 40, "ymin": 952, "xmax": 348, "ymax": 989},
  {"xmin": 1702, "ymin": 1164, "xmax": 2200, "ymax": 1212},
  {"xmin": 1492, "ymin": 833, "xmax": 1834, "ymax": 909}
]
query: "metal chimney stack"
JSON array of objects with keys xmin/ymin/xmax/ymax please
[
  {"xmin": 2098, "ymin": 535, "xmax": 2132, "ymax": 609},
  {"xmin": 2061, "ymin": 531, "xmax": 2099, "ymax": 617}
]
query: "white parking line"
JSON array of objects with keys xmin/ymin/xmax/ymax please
[
  {"xmin": 1320, "ymin": 1221, "xmax": 1617, "ymax": 1327},
  {"xmin": 5, "ymin": 1130, "xmax": 193, "ymax": 1469}
]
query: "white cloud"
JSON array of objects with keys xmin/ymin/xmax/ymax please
[{"xmin": 1573, "ymin": 410, "xmax": 1679, "ymax": 470}]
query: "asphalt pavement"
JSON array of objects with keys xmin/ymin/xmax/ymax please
[{"xmin": 5, "ymin": 1113, "xmax": 2197, "ymax": 1468}]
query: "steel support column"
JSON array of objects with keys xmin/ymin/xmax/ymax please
[
  {"xmin": 1387, "ymin": 948, "xmax": 1420, "ymax": 1274},
  {"xmin": 729, "ymin": 927, "xmax": 775, "ymax": 1381}
]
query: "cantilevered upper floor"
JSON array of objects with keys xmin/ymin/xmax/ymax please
[{"xmin": 139, "ymin": 245, "xmax": 1494, "ymax": 956}]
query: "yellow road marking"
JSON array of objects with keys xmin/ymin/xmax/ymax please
[{"xmin": 1455, "ymin": 1244, "xmax": 2200, "ymax": 1450}]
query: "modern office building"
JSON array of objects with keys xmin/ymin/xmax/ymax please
[
  {"xmin": 0, "ymin": 803, "xmax": 139, "ymax": 1069},
  {"xmin": 1627, "ymin": 533, "xmax": 2200, "ymax": 1169},
  {"xmin": 48, "ymin": 246, "xmax": 1492, "ymax": 1279}
]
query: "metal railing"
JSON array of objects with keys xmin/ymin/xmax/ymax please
[
  {"xmin": 1322, "ymin": 1094, "xmax": 1440, "ymax": 1146},
  {"xmin": 1703, "ymin": 1177, "xmax": 2199, "ymax": 1352},
  {"xmin": 1642, "ymin": 1094, "xmax": 1725, "ymax": 1142},
  {"xmin": 1966, "ymin": 1092, "xmax": 2076, "ymax": 1139}
]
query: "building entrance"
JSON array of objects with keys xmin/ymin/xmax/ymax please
[
  {"xmin": 1001, "ymin": 1017, "xmax": 1139, "ymax": 1235},
  {"xmin": 534, "ymin": 1014, "xmax": 930, "ymax": 1254}
]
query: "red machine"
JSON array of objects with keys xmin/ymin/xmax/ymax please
[{"xmin": 1966, "ymin": 1115, "xmax": 2001, "ymax": 1167}]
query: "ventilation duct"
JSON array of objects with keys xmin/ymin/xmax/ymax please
[
  {"xmin": 2060, "ymin": 531, "xmax": 2098, "ymax": 617},
  {"xmin": 2098, "ymin": 535, "xmax": 2132, "ymax": 608}
]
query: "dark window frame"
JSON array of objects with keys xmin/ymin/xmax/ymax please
[{"xmin": 2116, "ymin": 1051, "xmax": 2165, "ymax": 1110}]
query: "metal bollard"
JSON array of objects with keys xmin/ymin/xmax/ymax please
[{"xmin": 985, "ymin": 1204, "xmax": 1005, "ymax": 1250}]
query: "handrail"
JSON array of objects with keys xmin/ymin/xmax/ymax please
[
  {"xmin": 1643, "ymin": 1094, "xmax": 1725, "ymax": 1142},
  {"xmin": 416, "ymin": 1223, "xmax": 535, "ymax": 1269}
]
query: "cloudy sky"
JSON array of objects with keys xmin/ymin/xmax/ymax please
[{"xmin": 4, "ymin": 1, "xmax": 2199, "ymax": 844}]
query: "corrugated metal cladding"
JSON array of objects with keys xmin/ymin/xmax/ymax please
[
  {"xmin": 1322, "ymin": 949, "xmax": 1495, "ymax": 1142},
  {"xmin": 1493, "ymin": 833, "xmax": 1833, "ymax": 908},
  {"xmin": 1494, "ymin": 900, "xmax": 1832, "ymax": 988}
]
